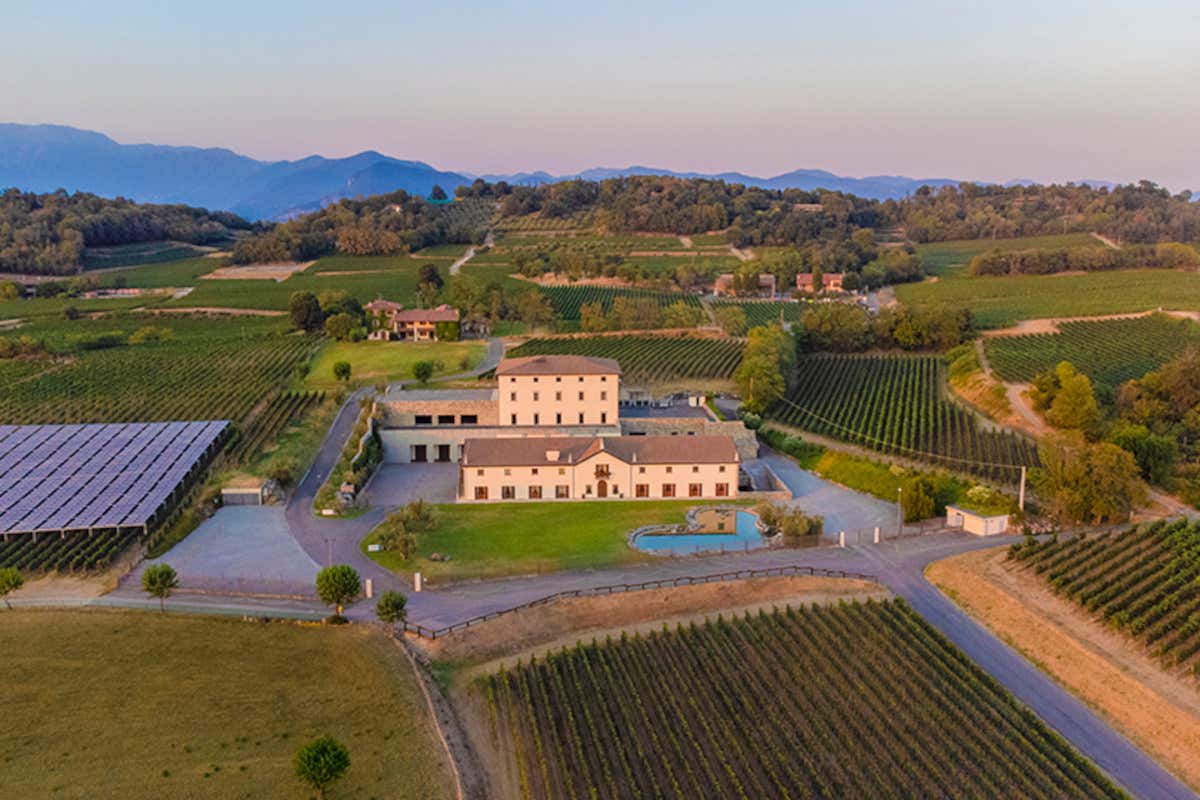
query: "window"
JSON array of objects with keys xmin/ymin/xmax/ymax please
[
  {"xmin": 501, "ymin": 485, "xmax": 515, "ymax": 499},
  {"xmin": 511, "ymin": 414, "xmax": 517, "ymax": 425},
  {"xmin": 509, "ymin": 377, "xmax": 517, "ymax": 383},
  {"xmin": 578, "ymin": 413, "xmax": 584, "ymax": 424},
  {"xmin": 661, "ymin": 483, "xmax": 676, "ymax": 497},
  {"xmin": 600, "ymin": 391, "xmax": 607, "ymax": 400},
  {"xmin": 692, "ymin": 465, "xmax": 700, "ymax": 473},
  {"xmin": 533, "ymin": 391, "xmax": 539, "ymax": 401},
  {"xmin": 528, "ymin": 485, "xmax": 543, "ymax": 499},
  {"xmin": 638, "ymin": 466, "xmax": 646, "ymax": 474},
  {"xmin": 556, "ymin": 377, "xmax": 562, "ymax": 382},
  {"xmin": 601, "ymin": 376, "xmax": 607, "ymax": 382},
  {"xmin": 555, "ymin": 391, "xmax": 562, "ymax": 401},
  {"xmin": 414, "ymin": 415, "xmax": 432, "ymax": 425},
  {"xmin": 601, "ymin": 412, "xmax": 607, "ymax": 424},
  {"xmin": 689, "ymin": 483, "xmax": 703, "ymax": 497},
  {"xmin": 578, "ymin": 391, "xmax": 585, "ymax": 401},
  {"xmin": 461, "ymin": 414, "xmax": 478, "ymax": 425},
  {"xmin": 555, "ymin": 484, "xmax": 570, "ymax": 498},
  {"xmin": 578, "ymin": 376, "xmax": 584, "ymax": 382},
  {"xmin": 556, "ymin": 413, "xmax": 562, "ymax": 424},
  {"xmin": 665, "ymin": 466, "xmax": 673, "ymax": 474},
  {"xmin": 718, "ymin": 465, "xmax": 726, "ymax": 473},
  {"xmin": 532, "ymin": 377, "xmax": 539, "ymax": 383},
  {"xmin": 558, "ymin": 467, "xmax": 566, "ymax": 475},
  {"xmin": 503, "ymin": 468, "xmax": 512, "ymax": 476},
  {"xmin": 437, "ymin": 414, "xmax": 455, "ymax": 425},
  {"xmin": 476, "ymin": 469, "xmax": 484, "ymax": 476},
  {"xmin": 474, "ymin": 486, "xmax": 488, "ymax": 500},
  {"xmin": 533, "ymin": 413, "xmax": 540, "ymax": 425},
  {"xmin": 635, "ymin": 483, "xmax": 650, "ymax": 497},
  {"xmin": 531, "ymin": 468, "xmax": 539, "ymax": 475},
  {"xmin": 510, "ymin": 392, "xmax": 517, "ymax": 402},
  {"xmin": 715, "ymin": 483, "xmax": 729, "ymax": 497}
]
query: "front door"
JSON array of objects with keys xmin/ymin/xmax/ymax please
[
  {"xmin": 436, "ymin": 444, "xmax": 451, "ymax": 462},
  {"xmin": 412, "ymin": 445, "xmax": 427, "ymax": 463},
  {"xmin": 597, "ymin": 479, "xmax": 608, "ymax": 498}
]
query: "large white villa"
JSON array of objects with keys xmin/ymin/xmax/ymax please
[{"xmin": 376, "ymin": 353, "xmax": 752, "ymax": 502}]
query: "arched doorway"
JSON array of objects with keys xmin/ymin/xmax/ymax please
[{"xmin": 597, "ymin": 479, "xmax": 608, "ymax": 498}]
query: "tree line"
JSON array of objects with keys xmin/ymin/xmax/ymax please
[
  {"xmin": 0, "ymin": 189, "xmax": 252, "ymax": 275},
  {"xmin": 968, "ymin": 242, "xmax": 1200, "ymax": 276}
]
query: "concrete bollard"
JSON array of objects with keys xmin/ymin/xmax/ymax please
[
  {"xmin": 874, "ymin": 526, "xmax": 880, "ymax": 544},
  {"xmin": 365, "ymin": 578, "xmax": 373, "ymax": 599},
  {"xmin": 838, "ymin": 530, "xmax": 846, "ymax": 548},
  {"xmin": 414, "ymin": 572, "xmax": 423, "ymax": 593}
]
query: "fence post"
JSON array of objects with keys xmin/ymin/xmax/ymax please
[
  {"xmin": 365, "ymin": 578, "xmax": 373, "ymax": 599},
  {"xmin": 873, "ymin": 526, "xmax": 880, "ymax": 544},
  {"xmin": 838, "ymin": 530, "xmax": 846, "ymax": 548},
  {"xmin": 414, "ymin": 572, "xmax": 423, "ymax": 593}
]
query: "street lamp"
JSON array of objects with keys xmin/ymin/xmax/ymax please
[{"xmin": 896, "ymin": 487, "xmax": 903, "ymax": 535}]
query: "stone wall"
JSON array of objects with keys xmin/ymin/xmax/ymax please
[{"xmin": 620, "ymin": 417, "xmax": 758, "ymax": 462}]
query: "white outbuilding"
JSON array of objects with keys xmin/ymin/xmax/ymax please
[{"xmin": 946, "ymin": 505, "xmax": 1010, "ymax": 536}]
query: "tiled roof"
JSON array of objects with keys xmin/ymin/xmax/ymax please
[
  {"xmin": 496, "ymin": 354, "xmax": 622, "ymax": 376},
  {"xmin": 393, "ymin": 304, "xmax": 460, "ymax": 322},
  {"xmin": 461, "ymin": 435, "xmax": 738, "ymax": 467}
]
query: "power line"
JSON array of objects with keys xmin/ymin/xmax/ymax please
[{"xmin": 770, "ymin": 394, "xmax": 1031, "ymax": 473}]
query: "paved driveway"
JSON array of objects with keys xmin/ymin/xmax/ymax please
[
  {"xmin": 757, "ymin": 450, "xmax": 897, "ymax": 534},
  {"xmin": 365, "ymin": 463, "xmax": 458, "ymax": 505},
  {"xmin": 130, "ymin": 506, "xmax": 320, "ymax": 596}
]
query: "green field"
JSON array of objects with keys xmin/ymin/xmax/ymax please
[
  {"xmin": 769, "ymin": 354, "xmax": 1038, "ymax": 480},
  {"xmin": 985, "ymin": 313, "xmax": 1200, "ymax": 388},
  {"xmin": 897, "ymin": 269, "xmax": 1200, "ymax": 329},
  {"xmin": 915, "ymin": 233, "xmax": 1099, "ymax": 277},
  {"xmin": 305, "ymin": 338, "xmax": 486, "ymax": 390},
  {"xmin": 505, "ymin": 335, "xmax": 744, "ymax": 384},
  {"xmin": 0, "ymin": 610, "xmax": 453, "ymax": 800},
  {"xmin": 82, "ymin": 241, "xmax": 215, "ymax": 270},
  {"xmin": 306, "ymin": 253, "xmax": 454, "ymax": 274},
  {"xmin": 709, "ymin": 299, "xmax": 807, "ymax": 328},
  {"xmin": 536, "ymin": 284, "xmax": 702, "ymax": 320},
  {"xmin": 363, "ymin": 500, "xmax": 748, "ymax": 581},
  {"xmin": 483, "ymin": 600, "xmax": 1123, "ymax": 799},
  {"xmin": 97, "ymin": 256, "xmax": 221, "ymax": 288}
]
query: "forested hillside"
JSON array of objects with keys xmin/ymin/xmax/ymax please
[{"xmin": 0, "ymin": 189, "xmax": 252, "ymax": 275}]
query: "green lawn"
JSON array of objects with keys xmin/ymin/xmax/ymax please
[
  {"xmin": 97, "ymin": 256, "xmax": 224, "ymax": 288},
  {"xmin": 897, "ymin": 268, "xmax": 1200, "ymax": 329},
  {"xmin": 0, "ymin": 610, "xmax": 454, "ymax": 800},
  {"xmin": 305, "ymin": 338, "xmax": 486, "ymax": 390},
  {"xmin": 914, "ymin": 233, "xmax": 1098, "ymax": 277},
  {"xmin": 363, "ymin": 499, "xmax": 750, "ymax": 581}
]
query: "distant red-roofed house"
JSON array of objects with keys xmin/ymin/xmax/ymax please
[
  {"xmin": 796, "ymin": 272, "xmax": 847, "ymax": 294},
  {"xmin": 713, "ymin": 273, "xmax": 776, "ymax": 298},
  {"xmin": 366, "ymin": 300, "xmax": 461, "ymax": 341}
]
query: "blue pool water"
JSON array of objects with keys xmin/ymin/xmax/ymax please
[{"xmin": 635, "ymin": 509, "xmax": 767, "ymax": 554}]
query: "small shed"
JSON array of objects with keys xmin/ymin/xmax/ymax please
[
  {"xmin": 946, "ymin": 505, "xmax": 1009, "ymax": 536},
  {"xmin": 221, "ymin": 475, "xmax": 271, "ymax": 506}
]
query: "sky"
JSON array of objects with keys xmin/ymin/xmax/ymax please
[{"xmin": 4, "ymin": 0, "xmax": 1200, "ymax": 187}]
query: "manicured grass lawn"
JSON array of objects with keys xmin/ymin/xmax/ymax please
[
  {"xmin": 305, "ymin": 339, "xmax": 486, "ymax": 389},
  {"xmin": 363, "ymin": 499, "xmax": 749, "ymax": 581},
  {"xmin": 915, "ymin": 233, "xmax": 1097, "ymax": 277},
  {"xmin": 0, "ymin": 610, "xmax": 454, "ymax": 800},
  {"xmin": 897, "ymin": 268, "xmax": 1200, "ymax": 329}
]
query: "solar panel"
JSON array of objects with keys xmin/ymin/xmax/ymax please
[{"xmin": 0, "ymin": 421, "xmax": 229, "ymax": 536}]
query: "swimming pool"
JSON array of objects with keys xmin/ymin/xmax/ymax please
[{"xmin": 633, "ymin": 508, "xmax": 768, "ymax": 555}]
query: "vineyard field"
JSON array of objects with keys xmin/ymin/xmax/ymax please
[
  {"xmin": 1010, "ymin": 519, "xmax": 1200, "ymax": 674},
  {"xmin": 536, "ymin": 285, "xmax": 702, "ymax": 320},
  {"xmin": 915, "ymin": 233, "xmax": 1097, "ymax": 277},
  {"xmin": 0, "ymin": 317, "xmax": 316, "ymax": 427},
  {"xmin": 483, "ymin": 600, "xmax": 1123, "ymax": 800},
  {"xmin": 710, "ymin": 299, "xmax": 806, "ymax": 328},
  {"xmin": 768, "ymin": 354, "xmax": 1038, "ymax": 479},
  {"xmin": 985, "ymin": 313, "xmax": 1200, "ymax": 388},
  {"xmin": 0, "ymin": 529, "xmax": 138, "ymax": 573},
  {"xmin": 506, "ymin": 336, "xmax": 745, "ymax": 383}
]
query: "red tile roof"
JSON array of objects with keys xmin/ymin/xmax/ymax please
[
  {"xmin": 462, "ymin": 435, "xmax": 738, "ymax": 467},
  {"xmin": 496, "ymin": 354, "xmax": 622, "ymax": 376}
]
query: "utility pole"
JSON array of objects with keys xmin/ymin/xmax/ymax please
[
  {"xmin": 896, "ymin": 487, "xmax": 903, "ymax": 534},
  {"xmin": 1018, "ymin": 466, "xmax": 1027, "ymax": 511}
]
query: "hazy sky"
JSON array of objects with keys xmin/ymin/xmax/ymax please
[{"xmin": 4, "ymin": 1, "xmax": 1199, "ymax": 187}]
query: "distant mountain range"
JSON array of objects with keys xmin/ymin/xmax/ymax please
[{"xmin": 0, "ymin": 123, "xmax": 1114, "ymax": 221}]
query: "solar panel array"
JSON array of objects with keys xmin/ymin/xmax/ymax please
[{"xmin": 0, "ymin": 421, "xmax": 229, "ymax": 536}]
